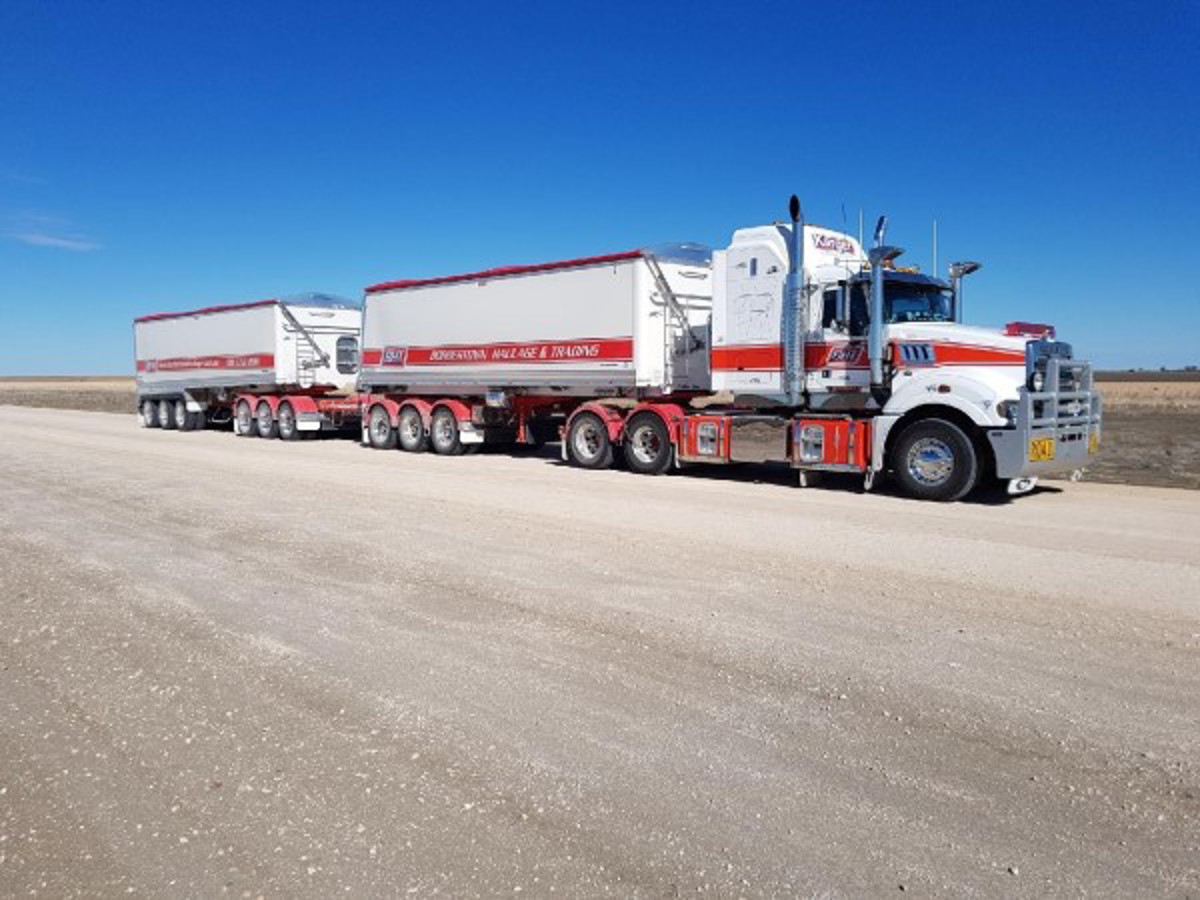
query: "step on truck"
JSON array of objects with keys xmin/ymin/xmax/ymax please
[
  {"xmin": 133, "ymin": 293, "xmax": 363, "ymax": 438},
  {"xmin": 357, "ymin": 196, "xmax": 1101, "ymax": 500}
]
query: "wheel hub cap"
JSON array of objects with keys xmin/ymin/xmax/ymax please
[{"xmin": 907, "ymin": 437, "xmax": 955, "ymax": 486}]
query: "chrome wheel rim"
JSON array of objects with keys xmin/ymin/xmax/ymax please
[
  {"xmin": 257, "ymin": 404, "xmax": 272, "ymax": 434},
  {"xmin": 907, "ymin": 437, "xmax": 955, "ymax": 486},
  {"xmin": 175, "ymin": 401, "xmax": 187, "ymax": 426},
  {"xmin": 400, "ymin": 412, "xmax": 421, "ymax": 445},
  {"xmin": 572, "ymin": 420, "xmax": 604, "ymax": 461},
  {"xmin": 236, "ymin": 403, "xmax": 252, "ymax": 433},
  {"xmin": 159, "ymin": 401, "xmax": 171, "ymax": 426},
  {"xmin": 279, "ymin": 405, "xmax": 294, "ymax": 435},
  {"xmin": 370, "ymin": 409, "xmax": 390, "ymax": 443},
  {"xmin": 629, "ymin": 424, "xmax": 662, "ymax": 466},
  {"xmin": 433, "ymin": 416, "xmax": 455, "ymax": 448}
]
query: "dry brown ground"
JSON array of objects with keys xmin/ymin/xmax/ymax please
[
  {"xmin": 1, "ymin": 406, "xmax": 1198, "ymax": 896},
  {"xmin": 2, "ymin": 377, "xmax": 1196, "ymax": 489}
]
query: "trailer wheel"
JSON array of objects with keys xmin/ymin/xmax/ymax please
[
  {"xmin": 157, "ymin": 398, "xmax": 177, "ymax": 430},
  {"xmin": 623, "ymin": 412, "xmax": 673, "ymax": 475},
  {"xmin": 277, "ymin": 402, "xmax": 302, "ymax": 441},
  {"xmin": 140, "ymin": 400, "xmax": 159, "ymax": 428},
  {"xmin": 397, "ymin": 406, "xmax": 428, "ymax": 453},
  {"xmin": 566, "ymin": 412, "xmax": 613, "ymax": 469},
  {"xmin": 234, "ymin": 400, "xmax": 255, "ymax": 436},
  {"xmin": 890, "ymin": 418, "xmax": 979, "ymax": 502},
  {"xmin": 174, "ymin": 399, "xmax": 197, "ymax": 432},
  {"xmin": 367, "ymin": 405, "xmax": 397, "ymax": 449},
  {"xmin": 255, "ymin": 401, "xmax": 278, "ymax": 439},
  {"xmin": 429, "ymin": 408, "xmax": 464, "ymax": 456}
]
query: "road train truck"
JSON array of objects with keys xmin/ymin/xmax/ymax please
[
  {"xmin": 133, "ymin": 294, "xmax": 362, "ymax": 437},
  {"xmin": 134, "ymin": 196, "xmax": 1102, "ymax": 500},
  {"xmin": 355, "ymin": 198, "xmax": 1101, "ymax": 500}
]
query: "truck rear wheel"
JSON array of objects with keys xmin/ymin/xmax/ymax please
[
  {"xmin": 256, "ymin": 401, "xmax": 278, "ymax": 439},
  {"xmin": 397, "ymin": 406, "xmax": 428, "ymax": 453},
  {"xmin": 157, "ymin": 399, "xmax": 177, "ymax": 430},
  {"xmin": 140, "ymin": 400, "xmax": 159, "ymax": 428},
  {"xmin": 567, "ymin": 412, "xmax": 613, "ymax": 469},
  {"xmin": 429, "ymin": 408, "xmax": 463, "ymax": 455},
  {"xmin": 368, "ymin": 405, "xmax": 397, "ymax": 449},
  {"xmin": 890, "ymin": 418, "xmax": 979, "ymax": 502},
  {"xmin": 234, "ymin": 400, "xmax": 255, "ymax": 436},
  {"xmin": 278, "ymin": 401, "xmax": 301, "ymax": 441},
  {"xmin": 623, "ymin": 412, "xmax": 673, "ymax": 475}
]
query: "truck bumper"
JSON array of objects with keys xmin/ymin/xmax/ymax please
[{"xmin": 986, "ymin": 356, "xmax": 1102, "ymax": 480}]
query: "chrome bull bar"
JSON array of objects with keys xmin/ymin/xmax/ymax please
[{"xmin": 987, "ymin": 355, "xmax": 1103, "ymax": 480}]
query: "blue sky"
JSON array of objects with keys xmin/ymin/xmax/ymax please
[{"xmin": 2, "ymin": 0, "xmax": 1197, "ymax": 373}]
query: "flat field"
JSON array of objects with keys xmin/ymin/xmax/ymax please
[
  {"xmin": 3, "ymin": 375, "xmax": 1196, "ymax": 489},
  {"xmin": 0, "ymin": 406, "xmax": 1197, "ymax": 895}
]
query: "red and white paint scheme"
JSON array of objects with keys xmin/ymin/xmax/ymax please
[
  {"xmin": 133, "ymin": 295, "xmax": 362, "ymax": 435},
  {"xmin": 131, "ymin": 195, "xmax": 1101, "ymax": 501}
]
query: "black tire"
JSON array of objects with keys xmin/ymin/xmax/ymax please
[
  {"xmin": 566, "ymin": 412, "xmax": 613, "ymax": 469},
  {"xmin": 367, "ymin": 404, "xmax": 397, "ymax": 449},
  {"xmin": 623, "ymin": 412, "xmax": 673, "ymax": 475},
  {"xmin": 174, "ymin": 399, "xmax": 197, "ymax": 432},
  {"xmin": 157, "ymin": 398, "xmax": 177, "ymax": 430},
  {"xmin": 397, "ymin": 406, "xmax": 428, "ymax": 453},
  {"xmin": 140, "ymin": 400, "xmax": 159, "ymax": 428},
  {"xmin": 256, "ymin": 401, "xmax": 278, "ymax": 439},
  {"xmin": 278, "ymin": 402, "xmax": 301, "ymax": 441},
  {"xmin": 429, "ymin": 407, "xmax": 463, "ymax": 456},
  {"xmin": 234, "ymin": 400, "xmax": 256, "ymax": 437},
  {"xmin": 890, "ymin": 418, "xmax": 979, "ymax": 502}
]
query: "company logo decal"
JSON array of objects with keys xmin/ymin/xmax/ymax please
[
  {"xmin": 374, "ymin": 338, "xmax": 633, "ymax": 367},
  {"xmin": 811, "ymin": 233, "xmax": 857, "ymax": 255},
  {"xmin": 136, "ymin": 354, "xmax": 274, "ymax": 372}
]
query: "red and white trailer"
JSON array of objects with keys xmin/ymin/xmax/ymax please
[
  {"xmin": 353, "ymin": 197, "xmax": 1101, "ymax": 500},
  {"xmin": 133, "ymin": 295, "xmax": 362, "ymax": 437},
  {"xmin": 357, "ymin": 248, "xmax": 712, "ymax": 454},
  {"xmin": 131, "ymin": 195, "xmax": 1102, "ymax": 501}
]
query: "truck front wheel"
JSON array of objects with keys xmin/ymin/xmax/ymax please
[
  {"xmin": 890, "ymin": 418, "xmax": 979, "ymax": 502},
  {"xmin": 567, "ymin": 412, "xmax": 613, "ymax": 469},
  {"xmin": 623, "ymin": 412, "xmax": 673, "ymax": 475}
]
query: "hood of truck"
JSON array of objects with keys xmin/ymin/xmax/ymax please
[{"xmin": 884, "ymin": 322, "xmax": 1030, "ymax": 355}]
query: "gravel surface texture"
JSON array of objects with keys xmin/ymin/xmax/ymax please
[{"xmin": 1, "ymin": 406, "xmax": 1198, "ymax": 896}]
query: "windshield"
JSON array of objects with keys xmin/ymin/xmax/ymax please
[{"xmin": 884, "ymin": 283, "xmax": 953, "ymax": 323}]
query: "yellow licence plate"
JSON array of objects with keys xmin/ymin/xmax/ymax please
[
  {"xmin": 1029, "ymin": 437, "xmax": 1056, "ymax": 462},
  {"xmin": 1089, "ymin": 432, "xmax": 1099, "ymax": 455}
]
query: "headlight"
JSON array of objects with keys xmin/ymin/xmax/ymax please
[
  {"xmin": 1029, "ymin": 371, "xmax": 1045, "ymax": 393},
  {"xmin": 997, "ymin": 400, "xmax": 1018, "ymax": 423}
]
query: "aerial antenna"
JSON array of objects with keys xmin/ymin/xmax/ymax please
[
  {"xmin": 841, "ymin": 203, "xmax": 848, "ymax": 235},
  {"xmin": 932, "ymin": 219, "xmax": 938, "ymax": 277}
]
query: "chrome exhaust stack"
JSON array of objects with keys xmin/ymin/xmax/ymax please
[
  {"xmin": 867, "ymin": 216, "xmax": 903, "ymax": 391},
  {"xmin": 949, "ymin": 260, "xmax": 982, "ymax": 323},
  {"xmin": 784, "ymin": 195, "xmax": 806, "ymax": 406}
]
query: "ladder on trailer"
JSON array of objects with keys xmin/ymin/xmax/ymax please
[{"xmin": 643, "ymin": 254, "xmax": 705, "ymax": 386}]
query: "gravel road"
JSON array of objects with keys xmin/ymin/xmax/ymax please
[{"xmin": 1, "ymin": 406, "xmax": 1197, "ymax": 897}]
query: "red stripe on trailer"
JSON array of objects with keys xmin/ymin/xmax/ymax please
[
  {"xmin": 134, "ymin": 299, "xmax": 277, "ymax": 324},
  {"xmin": 137, "ymin": 353, "xmax": 275, "ymax": 372},
  {"xmin": 364, "ymin": 251, "xmax": 644, "ymax": 294},
  {"xmin": 366, "ymin": 337, "xmax": 634, "ymax": 367}
]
